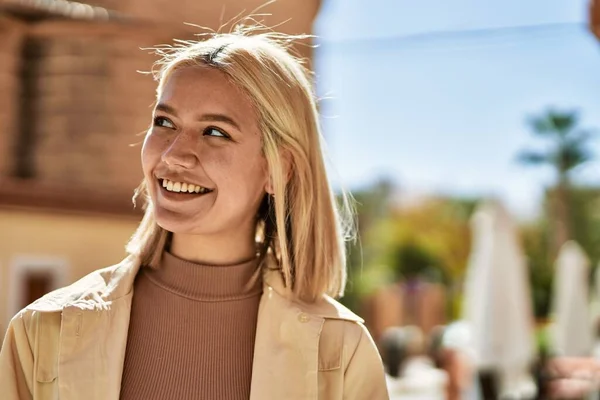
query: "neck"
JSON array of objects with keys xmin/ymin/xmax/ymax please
[{"xmin": 169, "ymin": 230, "xmax": 257, "ymax": 266}]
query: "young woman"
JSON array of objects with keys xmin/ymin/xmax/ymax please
[{"xmin": 0, "ymin": 30, "xmax": 389, "ymax": 399}]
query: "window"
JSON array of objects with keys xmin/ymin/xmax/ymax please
[{"xmin": 6, "ymin": 255, "xmax": 69, "ymax": 323}]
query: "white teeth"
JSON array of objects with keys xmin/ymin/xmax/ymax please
[{"xmin": 161, "ymin": 179, "xmax": 210, "ymax": 194}]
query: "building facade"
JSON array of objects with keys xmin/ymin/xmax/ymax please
[
  {"xmin": 0, "ymin": 0, "xmax": 320, "ymax": 333},
  {"xmin": 592, "ymin": 0, "xmax": 600, "ymax": 40}
]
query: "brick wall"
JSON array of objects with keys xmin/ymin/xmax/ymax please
[
  {"xmin": 83, "ymin": 0, "xmax": 320, "ymax": 49},
  {"xmin": 0, "ymin": 16, "xmax": 25, "ymax": 176},
  {"xmin": 0, "ymin": 0, "xmax": 320, "ymax": 209},
  {"xmin": 23, "ymin": 22, "xmax": 174, "ymax": 193}
]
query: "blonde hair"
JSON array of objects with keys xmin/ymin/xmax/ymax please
[{"xmin": 127, "ymin": 28, "xmax": 355, "ymax": 302}]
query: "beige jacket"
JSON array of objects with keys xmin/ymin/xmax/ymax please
[{"xmin": 0, "ymin": 255, "xmax": 389, "ymax": 399}]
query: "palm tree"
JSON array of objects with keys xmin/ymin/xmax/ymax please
[{"xmin": 518, "ymin": 109, "xmax": 595, "ymax": 251}]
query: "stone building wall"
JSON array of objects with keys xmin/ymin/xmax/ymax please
[
  {"xmin": 0, "ymin": 0, "xmax": 321, "ymax": 331},
  {"xmin": 0, "ymin": 16, "xmax": 25, "ymax": 176},
  {"xmin": 0, "ymin": 0, "xmax": 320, "ymax": 203}
]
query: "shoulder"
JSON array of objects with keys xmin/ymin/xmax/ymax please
[
  {"xmin": 24, "ymin": 256, "xmax": 135, "ymax": 313},
  {"xmin": 318, "ymin": 296, "xmax": 367, "ymax": 348},
  {"xmin": 263, "ymin": 267, "xmax": 381, "ymax": 368},
  {"xmin": 311, "ymin": 298, "xmax": 388, "ymax": 397},
  {"xmin": 3, "ymin": 262, "xmax": 120, "ymax": 344},
  {"xmin": 262, "ymin": 262, "xmax": 363, "ymax": 323},
  {"xmin": 329, "ymin": 312, "xmax": 388, "ymax": 398},
  {"xmin": 3, "ymin": 258, "xmax": 133, "ymax": 354},
  {"xmin": 297, "ymin": 294, "xmax": 365, "ymax": 323},
  {"xmin": 297, "ymin": 296, "xmax": 378, "ymax": 367}
]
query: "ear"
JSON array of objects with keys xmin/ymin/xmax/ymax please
[
  {"xmin": 265, "ymin": 178, "xmax": 275, "ymax": 196},
  {"xmin": 265, "ymin": 150, "xmax": 292, "ymax": 195}
]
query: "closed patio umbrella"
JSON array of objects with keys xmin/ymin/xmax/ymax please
[
  {"xmin": 551, "ymin": 241, "xmax": 593, "ymax": 357},
  {"xmin": 462, "ymin": 200, "xmax": 536, "ymax": 398}
]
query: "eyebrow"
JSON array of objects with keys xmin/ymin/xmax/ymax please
[{"xmin": 155, "ymin": 103, "xmax": 241, "ymax": 131}]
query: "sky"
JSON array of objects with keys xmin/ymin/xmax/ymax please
[{"xmin": 313, "ymin": 0, "xmax": 600, "ymax": 219}]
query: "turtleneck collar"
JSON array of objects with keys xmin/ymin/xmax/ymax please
[{"xmin": 143, "ymin": 251, "xmax": 262, "ymax": 301}]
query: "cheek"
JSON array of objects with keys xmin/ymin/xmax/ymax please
[
  {"xmin": 141, "ymin": 133, "xmax": 164, "ymax": 176},
  {"xmin": 210, "ymin": 151, "xmax": 267, "ymax": 199},
  {"xmin": 238, "ymin": 158, "xmax": 269, "ymax": 199}
]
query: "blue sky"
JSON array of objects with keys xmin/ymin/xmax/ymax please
[{"xmin": 313, "ymin": 0, "xmax": 600, "ymax": 219}]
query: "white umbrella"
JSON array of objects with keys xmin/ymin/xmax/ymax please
[
  {"xmin": 592, "ymin": 263, "xmax": 600, "ymax": 359},
  {"xmin": 551, "ymin": 241, "xmax": 593, "ymax": 356},
  {"xmin": 462, "ymin": 200, "xmax": 536, "ymax": 397}
]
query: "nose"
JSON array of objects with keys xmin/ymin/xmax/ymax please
[{"xmin": 161, "ymin": 133, "xmax": 197, "ymax": 169}]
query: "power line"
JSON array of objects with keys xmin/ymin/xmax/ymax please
[{"xmin": 317, "ymin": 21, "xmax": 588, "ymax": 47}]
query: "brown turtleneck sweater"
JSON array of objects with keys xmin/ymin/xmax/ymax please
[{"xmin": 120, "ymin": 252, "xmax": 262, "ymax": 400}]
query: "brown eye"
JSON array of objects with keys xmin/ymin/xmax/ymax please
[
  {"xmin": 203, "ymin": 126, "xmax": 230, "ymax": 139},
  {"xmin": 154, "ymin": 116, "xmax": 175, "ymax": 129}
]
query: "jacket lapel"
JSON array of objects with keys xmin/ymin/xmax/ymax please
[
  {"xmin": 250, "ymin": 266, "xmax": 364, "ymax": 400},
  {"xmin": 29, "ymin": 255, "xmax": 140, "ymax": 400},
  {"xmin": 57, "ymin": 294, "xmax": 133, "ymax": 400},
  {"xmin": 249, "ymin": 285, "xmax": 324, "ymax": 400}
]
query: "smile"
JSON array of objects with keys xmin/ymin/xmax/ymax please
[{"xmin": 160, "ymin": 179, "xmax": 213, "ymax": 194}]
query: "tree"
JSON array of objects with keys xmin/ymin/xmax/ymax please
[
  {"xmin": 521, "ymin": 220, "xmax": 553, "ymax": 318},
  {"xmin": 340, "ymin": 178, "xmax": 395, "ymax": 312},
  {"xmin": 390, "ymin": 240, "xmax": 447, "ymax": 285},
  {"xmin": 358, "ymin": 196, "xmax": 475, "ymax": 319},
  {"xmin": 569, "ymin": 187, "xmax": 600, "ymax": 267},
  {"xmin": 523, "ymin": 186, "xmax": 600, "ymax": 319},
  {"xmin": 374, "ymin": 197, "xmax": 475, "ymax": 283},
  {"xmin": 518, "ymin": 109, "xmax": 596, "ymax": 252},
  {"xmin": 338, "ymin": 182, "xmax": 475, "ymax": 317}
]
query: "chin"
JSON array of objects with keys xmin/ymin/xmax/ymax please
[{"xmin": 153, "ymin": 207, "xmax": 206, "ymax": 234}]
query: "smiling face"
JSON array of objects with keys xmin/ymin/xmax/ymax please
[{"xmin": 141, "ymin": 66, "xmax": 269, "ymax": 236}]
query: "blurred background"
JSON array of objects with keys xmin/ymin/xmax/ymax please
[{"xmin": 1, "ymin": 0, "xmax": 600, "ymax": 398}]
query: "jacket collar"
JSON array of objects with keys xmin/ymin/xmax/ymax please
[
  {"xmin": 27, "ymin": 254, "xmax": 363, "ymax": 323},
  {"xmin": 26, "ymin": 254, "xmax": 139, "ymax": 313}
]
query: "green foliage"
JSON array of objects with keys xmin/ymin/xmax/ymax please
[
  {"xmin": 340, "ymin": 181, "xmax": 475, "ymax": 318},
  {"xmin": 341, "ymin": 179, "xmax": 396, "ymax": 312},
  {"xmin": 390, "ymin": 240, "xmax": 445, "ymax": 283},
  {"xmin": 569, "ymin": 187, "xmax": 600, "ymax": 267},
  {"xmin": 342, "ymin": 108, "xmax": 599, "ymax": 322},
  {"xmin": 521, "ymin": 186, "xmax": 600, "ymax": 319},
  {"xmin": 528, "ymin": 110, "xmax": 579, "ymax": 137},
  {"xmin": 521, "ymin": 220, "xmax": 553, "ymax": 318},
  {"xmin": 535, "ymin": 322, "xmax": 551, "ymax": 358},
  {"xmin": 517, "ymin": 108, "xmax": 598, "ymax": 318},
  {"xmin": 518, "ymin": 109, "xmax": 595, "ymax": 180}
]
